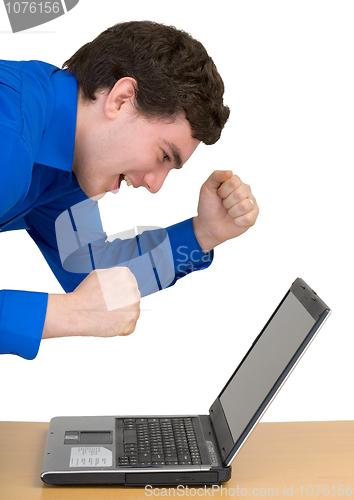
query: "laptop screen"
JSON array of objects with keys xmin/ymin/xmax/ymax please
[{"xmin": 219, "ymin": 290, "xmax": 317, "ymax": 447}]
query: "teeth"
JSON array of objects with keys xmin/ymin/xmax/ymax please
[{"xmin": 124, "ymin": 175, "xmax": 132, "ymax": 187}]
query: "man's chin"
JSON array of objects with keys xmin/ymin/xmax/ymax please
[
  {"xmin": 90, "ymin": 192, "xmax": 107, "ymax": 201},
  {"xmin": 83, "ymin": 184, "xmax": 110, "ymax": 200},
  {"xmin": 78, "ymin": 179, "xmax": 119, "ymax": 200},
  {"xmin": 81, "ymin": 186, "xmax": 108, "ymax": 201}
]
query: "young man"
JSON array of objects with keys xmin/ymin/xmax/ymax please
[{"xmin": 0, "ymin": 21, "xmax": 258, "ymax": 360}]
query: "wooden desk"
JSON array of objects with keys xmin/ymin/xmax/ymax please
[{"xmin": 0, "ymin": 421, "xmax": 353, "ymax": 500}]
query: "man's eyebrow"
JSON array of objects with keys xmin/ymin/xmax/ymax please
[{"xmin": 164, "ymin": 141, "xmax": 183, "ymax": 169}]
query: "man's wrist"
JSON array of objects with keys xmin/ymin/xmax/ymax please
[
  {"xmin": 192, "ymin": 216, "xmax": 218, "ymax": 254},
  {"xmin": 42, "ymin": 293, "xmax": 78, "ymax": 339},
  {"xmin": 43, "ymin": 292, "xmax": 117, "ymax": 339}
]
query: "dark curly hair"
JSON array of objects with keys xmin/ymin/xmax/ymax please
[{"xmin": 63, "ymin": 21, "xmax": 230, "ymax": 145}]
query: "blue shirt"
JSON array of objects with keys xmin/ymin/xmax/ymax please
[{"xmin": 0, "ymin": 60, "xmax": 213, "ymax": 361}]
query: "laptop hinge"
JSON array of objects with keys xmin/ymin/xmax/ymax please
[{"xmin": 209, "ymin": 398, "xmax": 234, "ymax": 465}]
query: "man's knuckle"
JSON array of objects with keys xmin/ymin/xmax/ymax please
[
  {"xmin": 229, "ymin": 177, "xmax": 240, "ymax": 190},
  {"xmin": 119, "ymin": 266, "xmax": 130, "ymax": 276},
  {"xmin": 130, "ymin": 286, "xmax": 140, "ymax": 301},
  {"xmin": 243, "ymin": 213, "xmax": 254, "ymax": 226},
  {"xmin": 122, "ymin": 328, "xmax": 133, "ymax": 336},
  {"xmin": 128, "ymin": 304, "xmax": 140, "ymax": 320},
  {"xmin": 134, "ymin": 305, "xmax": 141, "ymax": 320},
  {"xmin": 239, "ymin": 199, "xmax": 249, "ymax": 211}
]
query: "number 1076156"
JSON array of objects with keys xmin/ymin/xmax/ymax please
[{"xmin": 5, "ymin": 2, "xmax": 61, "ymax": 14}]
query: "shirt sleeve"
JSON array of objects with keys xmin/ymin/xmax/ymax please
[
  {"xmin": 25, "ymin": 191, "xmax": 214, "ymax": 297},
  {"xmin": 166, "ymin": 217, "xmax": 214, "ymax": 281},
  {"xmin": 0, "ymin": 290, "xmax": 48, "ymax": 360}
]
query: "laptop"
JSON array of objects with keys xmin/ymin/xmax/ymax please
[{"xmin": 41, "ymin": 277, "xmax": 330, "ymax": 486}]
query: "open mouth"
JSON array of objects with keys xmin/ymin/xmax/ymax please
[
  {"xmin": 123, "ymin": 174, "xmax": 133, "ymax": 187},
  {"xmin": 112, "ymin": 174, "xmax": 133, "ymax": 193}
]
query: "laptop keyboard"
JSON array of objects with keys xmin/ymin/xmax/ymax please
[{"xmin": 118, "ymin": 418, "xmax": 202, "ymax": 467}]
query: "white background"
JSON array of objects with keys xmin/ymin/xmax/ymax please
[{"xmin": 0, "ymin": 1, "xmax": 353, "ymax": 423}]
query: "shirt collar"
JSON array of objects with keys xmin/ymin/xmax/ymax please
[{"xmin": 34, "ymin": 68, "xmax": 78, "ymax": 173}]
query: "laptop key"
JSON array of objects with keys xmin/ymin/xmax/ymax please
[
  {"xmin": 126, "ymin": 450, "xmax": 138, "ymax": 456},
  {"xmin": 176, "ymin": 447, "xmax": 190, "ymax": 454},
  {"xmin": 124, "ymin": 430, "xmax": 137, "ymax": 444}
]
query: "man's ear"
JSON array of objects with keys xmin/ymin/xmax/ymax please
[{"xmin": 103, "ymin": 77, "xmax": 137, "ymax": 120}]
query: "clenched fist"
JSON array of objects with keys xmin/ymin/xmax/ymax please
[
  {"xmin": 193, "ymin": 170, "xmax": 259, "ymax": 252},
  {"xmin": 43, "ymin": 267, "xmax": 141, "ymax": 339}
]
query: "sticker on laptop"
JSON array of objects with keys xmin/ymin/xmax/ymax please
[{"xmin": 69, "ymin": 447, "xmax": 112, "ymax": 467}]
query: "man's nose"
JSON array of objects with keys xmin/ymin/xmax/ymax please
[{"xmin": 144, "ymin": 170, "xmax": 169, "ymax": 194}]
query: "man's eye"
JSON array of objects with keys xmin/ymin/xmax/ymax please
[{"xmin": 163, "ymin": 151, "xmax": 171, "ymax": 162}]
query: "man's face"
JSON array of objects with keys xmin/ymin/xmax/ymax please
[{"xmin": 73, "ymin": 88, "xmax": 200, "ymax": 199}]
